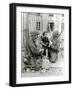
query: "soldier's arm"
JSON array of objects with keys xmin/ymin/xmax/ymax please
[{"xmin": 51, "ymin": 40, "xmax": 60, "ymax": 50}]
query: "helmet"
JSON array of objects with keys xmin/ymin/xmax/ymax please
[
  {"xmin": 30, "ymin": 31, "xmax": 39, "ymax": 36},
  {"xmin": 52, "ymin": 30, "xmax": 59, "ymax": 38}
]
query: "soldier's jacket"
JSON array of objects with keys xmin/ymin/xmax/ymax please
[
  {"xmin": 51, "ymin": 38, "xmax": 60, "ymax": 51},
  {"xmin": 52, "ymin": 39, "xmax": 60, "ymax": 49},
  {"xmin": 27, "ymin": 38, "xmax": 42, "ymax": 58},
  {"xmin": 48, "ymin": 38, "xmax": 60, "ymax": 63}
]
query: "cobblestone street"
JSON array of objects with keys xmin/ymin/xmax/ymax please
[{"xmin": 22, "ymin": 54, "xmax": 64, "ymax": 77}]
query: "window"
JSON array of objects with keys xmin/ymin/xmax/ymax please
[{"xmin": 36, "ymin": 21, "xmax": 40, "ymax": 30}]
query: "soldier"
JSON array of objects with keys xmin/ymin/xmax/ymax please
[
  {"xmin": 48, "ymin": 30, "xmax": 60, "ymax": 63},
  {"xmin": 27, "ymin": 31, "xmax": 43, "ymax": 71}
]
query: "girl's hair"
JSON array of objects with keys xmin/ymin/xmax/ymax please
[{"xmin": 43, "ymin": 31, "xmax": 47, "ymax": 36}]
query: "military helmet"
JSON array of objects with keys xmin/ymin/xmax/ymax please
[
  {"xmin": 52, "ymin": 30, "xmax": 59, "ymax": 38},
  {"xmin": 30, "ymin": 31, "xmax": 39, "ymax": 36}
]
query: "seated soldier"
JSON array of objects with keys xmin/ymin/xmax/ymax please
[{"xmin": 27, "ymin": 31, "xmax": 43, "ymax": 71}]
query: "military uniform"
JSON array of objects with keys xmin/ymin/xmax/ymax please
[
  {"xmin": 27, "ymin": 31, "xmax": 42, "ymax": 71},
  {"xmin": 48, "ymin": 31, "xmax": 60, "ymax": 63}
]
